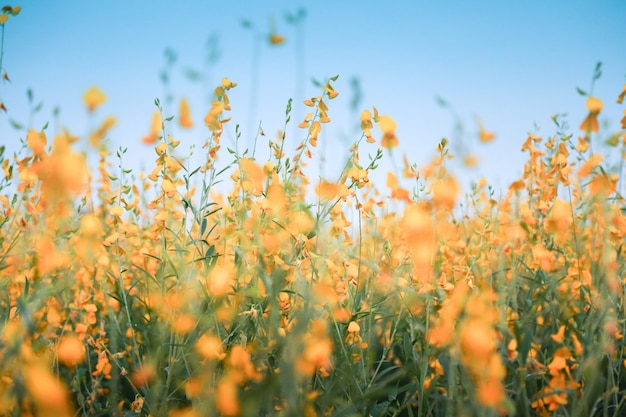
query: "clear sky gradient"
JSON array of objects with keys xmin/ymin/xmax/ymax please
[{"xmin": 2, "ymin": 0, "xmax": 625, "ymax": 194}]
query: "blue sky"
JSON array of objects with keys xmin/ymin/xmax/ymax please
[{"xmin": 1, "ymin": 0, "xmax": 625, "ymax": 195}]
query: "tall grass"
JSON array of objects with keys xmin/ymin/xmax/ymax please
[{"xmin": 1, "ymin": 6, "xmax": 626, "ymax": 417}]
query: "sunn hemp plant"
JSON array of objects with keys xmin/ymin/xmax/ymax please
[{"xmin": 2, "ymin": 6, "xmax": 626, "ymax": 417}]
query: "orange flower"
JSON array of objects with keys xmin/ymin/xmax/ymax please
[
  {"xmin": 56, "ymin": 335, "xmax": 86, "ymax": 367},
  {"xmin": 379, "ymin": 115, "xmax": 398, "ymax": 149},
  {"xmin": 130, "ymin": 364, "xmax": 157, "ymax": 388},
  {"xmin": 360, "ymin": 109, "xmax": 374, "ymax": 142},
  {"xmin": 378, "ymin": 114, "xmax": 396, "ymax": 133},
  {"xmin": 459, "ymin": 318, "xmax": 496, "ymax": 363},
  {"xmin": 316, "ymin": 180, "xmax": 350, "ymax": 201},
  {"xmin": 172, "ymin": 314, "xmax": 196, "ymax": 335},
  {"xmin": 261, "ymin": 179, "xmax": 288, "ymax": 216},
  {"xmin": 216, "ymin": 376, "xmax": 240, "ymax": 416},
  {"xmin": 27, "ymin": 129, "xmax": 47, "ymax": 157},
  {"xmin": 507, "ymin": 338, "xmax": 518, "ymax": 360},
  {"xmin": 545, "ymin": 200, "xmax": 572, "ymax": 235},
  {"xmin": 84, "ymin": 86, "xmax": 106, "ymax": 112},
  {"xmin": 479, "ymin": 130, "xmax": 495, "ymax": 143},
  {"xmin": 110, "ymin": 205, "xmax": 124, "ymax": 217},
  {"xmin": 269, "ymin": 33, "xmax": 286, "ymax": 45},
  {"xmin": 169, "ymin": 407, "xmax": 201, "ymax": 417},
  {"xmin": 34, "ymin": 132, "xmax": 88, "ymax": 211},
  {"xmin": 580, "ymin": 96, "xmax": 603, "ymax": 132},
  {"xmin": 430, "ymin": 177, "xmax": 459, "ymax": 210},
  {"xmin": 617, "ymin": 83, "xmax": 626, "ymax": 104},
  {"xmin": 25, "ymin": 365, "xmax": 73, "ymax": 417},
  {"xmin": 208, "ymin": 264, "xmax": 234, "ymax": 297},
  {"xmin": 347, "ymin": 321, "xmax": 360, "ymax": 333},
  {"xmin": 578, "ymin": 153, "xmax": 602, "ymax": 178},
  {"xmin": 221, "ymin": 77, "xmax": 237, "ymax": 90},
  {"xmin": 195, "ymin": 333, "xmax": 226, "ymax": 360},
  {"xmin": 386, "ymin": 171, "xmax": 410, "ymax": 202},
  {"xmin": 463, "ymin": 153, "xmax": 479, "ymax": 167},
  {"xmin": 296, "ymin": 319, "xmax": 334, "ymax": 377},
  {"xmin": 239, "ymin": 157, "xmax": 265, "ymax": 196},
  {"xmin": 476, "ymin": 377, "xmax": 505, "ymax": 408},
  {"xmin": 476, "ymin": 117, "xmax": 495, "ymax": 142},
  {"xmin": 586, "ymin": 96, "xmax": 603, "ymax": 113},
  {"xmin": 588, "ymin": 173, "xmax": 617, "ymax": 196},
  {"xmin": 179, "ymin": 98, "xmax": 193, "ymax": 128},
  {"xmin": 89, "ymin": 115, "xmax": 117, "ymax": 146},
  {"xmin": 142, "ymin": 111, "xmax": 162, "ymax": 144},
  {"xmin": 93, "ymin": 351, "xmax": 112, "ymax": 379}
]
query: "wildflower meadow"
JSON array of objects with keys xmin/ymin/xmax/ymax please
[{"xmin": 1, "ymin": 5, "xmax": 626, "ymax": 417}]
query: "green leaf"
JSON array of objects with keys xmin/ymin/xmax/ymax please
[
  {"xmin": 184, "ymin": 67, "xmax": 202, "ymax": 81},
  {"xmin": 9, "ymin": 119, "xmax": 23, "ymax": 130},
  {"xmin": 434, "ymin": 96, "xmax": 448, "ymax": 107},
  {"xmin": 200, "ymin": 218, "xmax": 207, "ymax": 237},
  {"xmin": 593, "ymin": 61, "xmax": 602, "ymax": 80},
  {"xmin": 576, "ymin": 87, "xmax": 588, "ymax": 96},
  {"xmin": 285, "ymin": 98, "xmax": 292, "ymax": 116}
]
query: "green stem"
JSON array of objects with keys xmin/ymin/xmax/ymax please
[{"xmin": 0, "ymin": 23, "xmax": 5, "ymax": 76}]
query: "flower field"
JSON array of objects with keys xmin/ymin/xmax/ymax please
[{"xmin": 2, "ymin": 6, "xmax": 626, "ymax": 417}]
